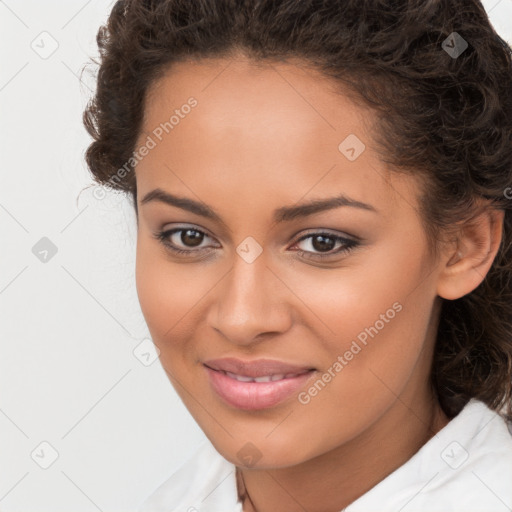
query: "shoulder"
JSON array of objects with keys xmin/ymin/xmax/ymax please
[
  {"xmin": 138, "ymin": 438, "xmax": 242, "ymax": 512},
  {"xmin": 345, "ymin": 399, "xmax": 512, "ymax": 512}
]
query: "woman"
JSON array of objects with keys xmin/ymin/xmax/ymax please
[{"xmin": 83, "ymin": 0, "xmax": 512, "ymax": 510}]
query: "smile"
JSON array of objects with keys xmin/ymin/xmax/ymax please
[
  {"xmin": 222, "ymin": 370, "xmax": 311, "ymax": 382},
  {"xmin": 204, "ymin": 366, "xmax": 316, "ymax": 410}
]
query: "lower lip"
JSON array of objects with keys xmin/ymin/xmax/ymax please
[{"xmin": 204, "ymin": 366, "xmax": 316, "ymax": 410}]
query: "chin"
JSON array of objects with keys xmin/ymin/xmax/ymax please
[{"xmin": 209, "ymin": 433, "xmax": 313, "ymax": 470}]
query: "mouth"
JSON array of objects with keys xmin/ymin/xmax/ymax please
[
  {"xmin": 202, "ymin": 357, "xmax": 316, "ymax": 378},
  {"xmin": 204, "ymin": 364, "xmax": 317, "ymax": 410},
  {"xmin": 216, "ymin": 368, "xmax": 312, "ymax": 382}
]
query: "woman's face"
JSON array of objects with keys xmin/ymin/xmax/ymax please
[{"xmin": 134, "ymin": 56, "xmax": 446, "ymax": 468}]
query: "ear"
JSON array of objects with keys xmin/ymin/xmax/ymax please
[{"xmin": 436, "ymin": 207, "xmax": 505, "ymax": 300}]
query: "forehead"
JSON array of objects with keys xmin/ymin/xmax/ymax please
[
  {"xmin": 136, "ymin": 56, "xmax": 419, "ymax": 224},
  {"xmin": 143, "ymin": 55, "xmax": 369, "ymax": 144}
]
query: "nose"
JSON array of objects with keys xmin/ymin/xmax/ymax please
[{"xmin": 206, "ymin": 251, "xmax": 293, "ymax": 346}]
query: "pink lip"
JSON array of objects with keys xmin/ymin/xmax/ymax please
[
  {"xmin": 203, "ymin": 357, "xmax": 315, "ymax": 378},
  {"xmin": 204, "ymin": 364, "xmax": 316, "ymax": 410}
]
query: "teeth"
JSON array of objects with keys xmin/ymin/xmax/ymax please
[
  {"xmin": 285, "ymin": 372, "xmax": 304, "ymax": 378},
  {"xmin": 224, "ymin": 371, "xmax": 307, "ymax": 382},
  {"xmin": 225, "ymin": 371, "xmax": 254, "ymax": 382},
  {"xmin": 253, "ymin": 375, "xmax": 272, "ymax": 382}
]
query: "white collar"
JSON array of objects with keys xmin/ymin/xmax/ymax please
[{"xmin": 139, "ymin": 399, "xmax": 512, "ymax": 512}]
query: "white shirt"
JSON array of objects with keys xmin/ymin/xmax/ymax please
[{"xmin": 139, "ymin": 398, "xmax": 512, "ymax": 512}]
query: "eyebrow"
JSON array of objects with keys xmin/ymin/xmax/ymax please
[{"xmin": 140, "ymin": 188, "xmax": 377, "ymax": 225}]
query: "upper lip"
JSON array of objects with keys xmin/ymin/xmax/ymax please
[{"xmin": 203, "ymin": 357, "xmax": 315, "ymax": 378}]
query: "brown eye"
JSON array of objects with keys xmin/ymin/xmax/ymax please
[
  {"xmin": 310, "ymin": 234, "xmax": 336, "ymax": 252},
  {"xmin": 292, "ymin": 232, "xmax": 359, "ymax": 260},
  {"xmin": 154, "ymin": 226, "xmax": 218, "ymax": 256},
  {"xmin": 180, "ymin": 228, "xmax": 204, "ymax": 247}
]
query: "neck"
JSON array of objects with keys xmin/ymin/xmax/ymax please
[{"xmin": 237, "ymin": 394, "xmax": 450, "ymax": 512}]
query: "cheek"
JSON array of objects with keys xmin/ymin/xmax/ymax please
[
  {"xmin": 136, "ymin": 241, "xmax": 166, "ymax": 335},
  {"xmin": 280, "ymin": 250, "xmax": 425, "ymax": 352},
  {"xmin": 135, "ymin": 238, "xmax": 218, "ymax": 358},
  {"xmin": 261, "ymin": 267, "xmax": 435, "ymax": 461},
  {"xmin": 135, "ymin": 240, "xmax": 189, "ymax": 345},
  {"xmin": 283, "ymin": 240, "xmax": 434, "ymax": 390}
]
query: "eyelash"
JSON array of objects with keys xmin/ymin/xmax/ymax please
[{"xmin": 153, "ymin": 226, "xmax": 360, "ymax": 261}]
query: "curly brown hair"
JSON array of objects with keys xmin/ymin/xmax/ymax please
[{"xmin": 83, "ymin": 0, "xmax": 512, "ymax": 422}]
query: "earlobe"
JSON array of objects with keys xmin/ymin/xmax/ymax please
[{"xmin": 436, "ymin": 208, "xmax": 505, "ymax": 301}]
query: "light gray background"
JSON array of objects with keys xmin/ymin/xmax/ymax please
[{"xmin": 1, "ymin": 1, "xmax": 511, "ymax": 510}]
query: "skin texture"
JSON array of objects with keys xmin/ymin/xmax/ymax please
[{"xmin": 134, "ymin": 55, "xmax": 504, "ymax": 511}]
